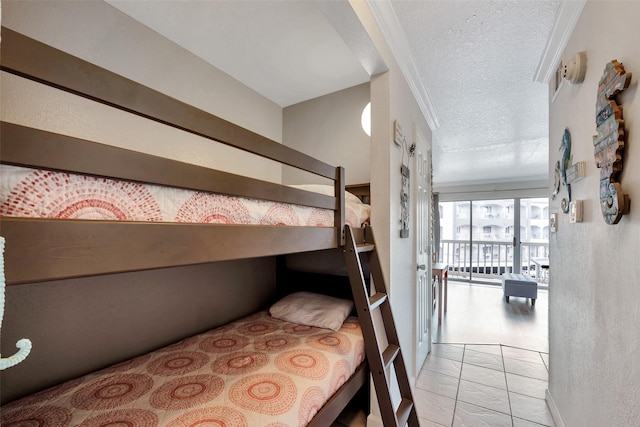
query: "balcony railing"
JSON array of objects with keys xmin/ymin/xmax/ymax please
[{"xmin": 439, "ymin": 239, "xmax": 549, "ymax": 285}]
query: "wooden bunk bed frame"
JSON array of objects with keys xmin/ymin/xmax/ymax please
[
  {"xmin": 0, "ymin": 27, "xmax": 368, "ymax": 425},
  {"xmin": 0, "ymin": 26, "xmax": 369, "ymax": 285}
]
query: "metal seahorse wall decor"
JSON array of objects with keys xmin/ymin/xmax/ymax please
[
  {"xmin": 0, "ymin": 236, "xmax": 32, "ymax": 370},
  {"xmin": 552, "ymin": 160, "xmax": 561, "ymax": 200},
  {"xmin": 559, "ymin": 128, "xmax": 572, "ymax": 213},
  {"xmin": 594, "ymin": 60, "xmax": 632, "ymax": 224}
]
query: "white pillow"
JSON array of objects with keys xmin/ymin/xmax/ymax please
[{"xmin": 269, "ymin": 291, "xmax": 354, "ymax": 331}]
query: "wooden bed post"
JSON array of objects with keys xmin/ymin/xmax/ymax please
[{"xmin": 335, "ymin": 166, "xmax": 346, "ymax": 246}]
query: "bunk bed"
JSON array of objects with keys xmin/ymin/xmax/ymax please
[{"xmin": 0, "ymin": 27, "xmax": 370, "ymax": 426}]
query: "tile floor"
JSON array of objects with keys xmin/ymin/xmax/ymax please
[
  {"xmin": 418, "ymin": 281, "xmax": 552, "ymax": 426},
  {"xmin": 334, "ymin": 281, "xmax": 552, "ymax": 426},
  {"xmin": 415, "ymin": 343, "xmax": 553, "ymax": 426}
]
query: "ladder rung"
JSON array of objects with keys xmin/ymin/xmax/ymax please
[
  {"xmin": 369, "ymin": 292, "xmax": 388, "ymax": 310},
  {"xmin": 355, "ymin": 243, "xmax": 375, "ymax": 253},
  {"xmin": 396, "ymin": 398, "xmax": 414, "ymax": 426},
  {"xmin": 382, "ymin": 344, "xmax": 400, "ymax": 370}
]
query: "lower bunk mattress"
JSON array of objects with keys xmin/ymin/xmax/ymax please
[{"xmin": 1, "ymin": 310, "xmax": 365, "ymax": 426}]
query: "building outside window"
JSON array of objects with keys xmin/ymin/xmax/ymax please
[{"xmin": 438, "ymin": 198, "xmax": 549, "ymax": 285}]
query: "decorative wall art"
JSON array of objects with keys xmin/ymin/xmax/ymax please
[
  {"xmin": 400, "ymin": 164, "xmax": 410, "ymax": 238},
  {"xmin": 553, "ymin": 129, "xmax": 585, "ymax": 210},
  {"xmin": 594, "ymin": 60, "xmax": 632, "ymax": 224},
  {"xmin": 552, "ymin": 160, "xmax": 561, "ymax": 200},
  {"xmin": 396, "ymin": 119, "xmax": 415, "ymax": 238},
  {"xmin": 559, "ymin": 128, "xmax": 573, "ymax": 213}
]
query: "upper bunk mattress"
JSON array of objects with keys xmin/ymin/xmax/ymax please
[
  {"xmin": 1, "ymin": 310, "xmax": 365, "ymax": 426},
  {"xmin": 0, "ymin": 165, "xmax": 370, "ymax": 227}
]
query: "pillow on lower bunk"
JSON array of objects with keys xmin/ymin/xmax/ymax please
[{"xmin": 269, "ymin": 291, "xmax": 354, "ymax": 331}]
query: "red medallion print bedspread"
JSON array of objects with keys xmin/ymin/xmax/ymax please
[
  {"xmin": 0, "ymin": 165, "xmax": 371, "ymax": 227},
  {"xmin": 1, "ymin": 311, "xmax": 365, "ymax": 426}
]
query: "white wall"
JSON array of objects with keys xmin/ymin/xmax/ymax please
[
  {"xmin": 282, "ymin": 83, "xmax": 371, "ymax": 185},
  {"xmin": 351, "ymin": 0, "xmax": 433, "ymax": 387},
  {"xmin": 1, "ymin": 0, "xmax": 283, "ymax": 183},
  {"xmin": 548, "ymin": 2, "xmax": 640, "ymax": 425}
]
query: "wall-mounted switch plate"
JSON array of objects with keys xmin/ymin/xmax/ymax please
[{"xmin": 570, "ymin": 200, "xmax": 583, "ymax": 223}]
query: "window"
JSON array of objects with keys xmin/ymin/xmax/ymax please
[{"xmin": 439, "ymin": 198, "xmax": 549, "ymax": 284}]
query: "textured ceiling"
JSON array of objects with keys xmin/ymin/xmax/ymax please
[
  {"xmin": 392, "ymin": 0, "xmax": 559, "ymax": 185},
  {"xmin": 107, "ymin": 0, "xmax": 560, "ymax": 187}
]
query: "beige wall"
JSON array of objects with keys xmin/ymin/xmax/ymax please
[
  {"xmin": 1, "ymin": 0, "xmax": 283, "ymax": 183},
  {"xmin": 1, "ymin": 260, "xmax": 276, "ymax": 404},
  {"xmin": 548, "ymin": 1, "xmax": 640, "ymax": 425},
  {"xmin": 283, "ymin": 83, "xmax": 371, "ymax": 185},
  {"xmin": 0, "ymin": 0, "xmax": 284, "ymax": 403}
]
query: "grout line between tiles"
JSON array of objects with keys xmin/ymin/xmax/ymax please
[
  {"xmin": 450, "ymin": 344, "xmax": 466, "ymax": 427},
  {"xmin": 500, "ymin": 345, "xmax": 516, "ymax": 427}
]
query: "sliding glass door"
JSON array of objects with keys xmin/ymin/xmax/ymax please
[
  {"xmin": 471, "ymin": 199, "xmax": 516, "ymax": 280},
  {"xmin": 520, "ymin": 198, "xmax": 550, "ymax": 282},
  {"xmin": 438, "ymin": 198, "xmax": 549, "ymax": 284}
]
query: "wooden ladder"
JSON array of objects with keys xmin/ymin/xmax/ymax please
[{"xmin": 343, "ymin": 225, "xmax": 420, "ymax": 427}]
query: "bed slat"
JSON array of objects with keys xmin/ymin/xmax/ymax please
[
  {"xmin": 0, "ymin": 122, "xmax": 337, "ymax": 210},
  {"xmin": 0, "ymin": 217, "xmax": 338, "ymax": 285}
]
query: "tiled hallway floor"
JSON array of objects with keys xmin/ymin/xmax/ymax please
[
  {"xmin": 415, "ymin": 343, "xmax": 553, "ymax": 426},
  {"xmin": 334, "ymin": 281, "xmax": 551, "ymax": 426},
  {"xmin": 416, "ymin": 281, "xmax": 552, "ymax": 426}
]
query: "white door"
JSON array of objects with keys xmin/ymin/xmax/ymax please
[{"xmin": 413, "ymin": 132, "xmax": 431, "ymax": 373}]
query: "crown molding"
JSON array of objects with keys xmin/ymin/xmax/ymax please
[
  {"xmin": 366, "ymin": 0, "xmax": 440, "ymax": 130},
  {"xmin": 316, "ymin": 1, "xmax": 387, "ymax": 77},
  {"xmin": 534, "ymin": 0, "xmax": 587, "ymax": 83}
]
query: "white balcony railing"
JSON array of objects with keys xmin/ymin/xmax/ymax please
[{"xmin": 439, "ymin": 239, "xmax": 549, "ymax": 285}]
